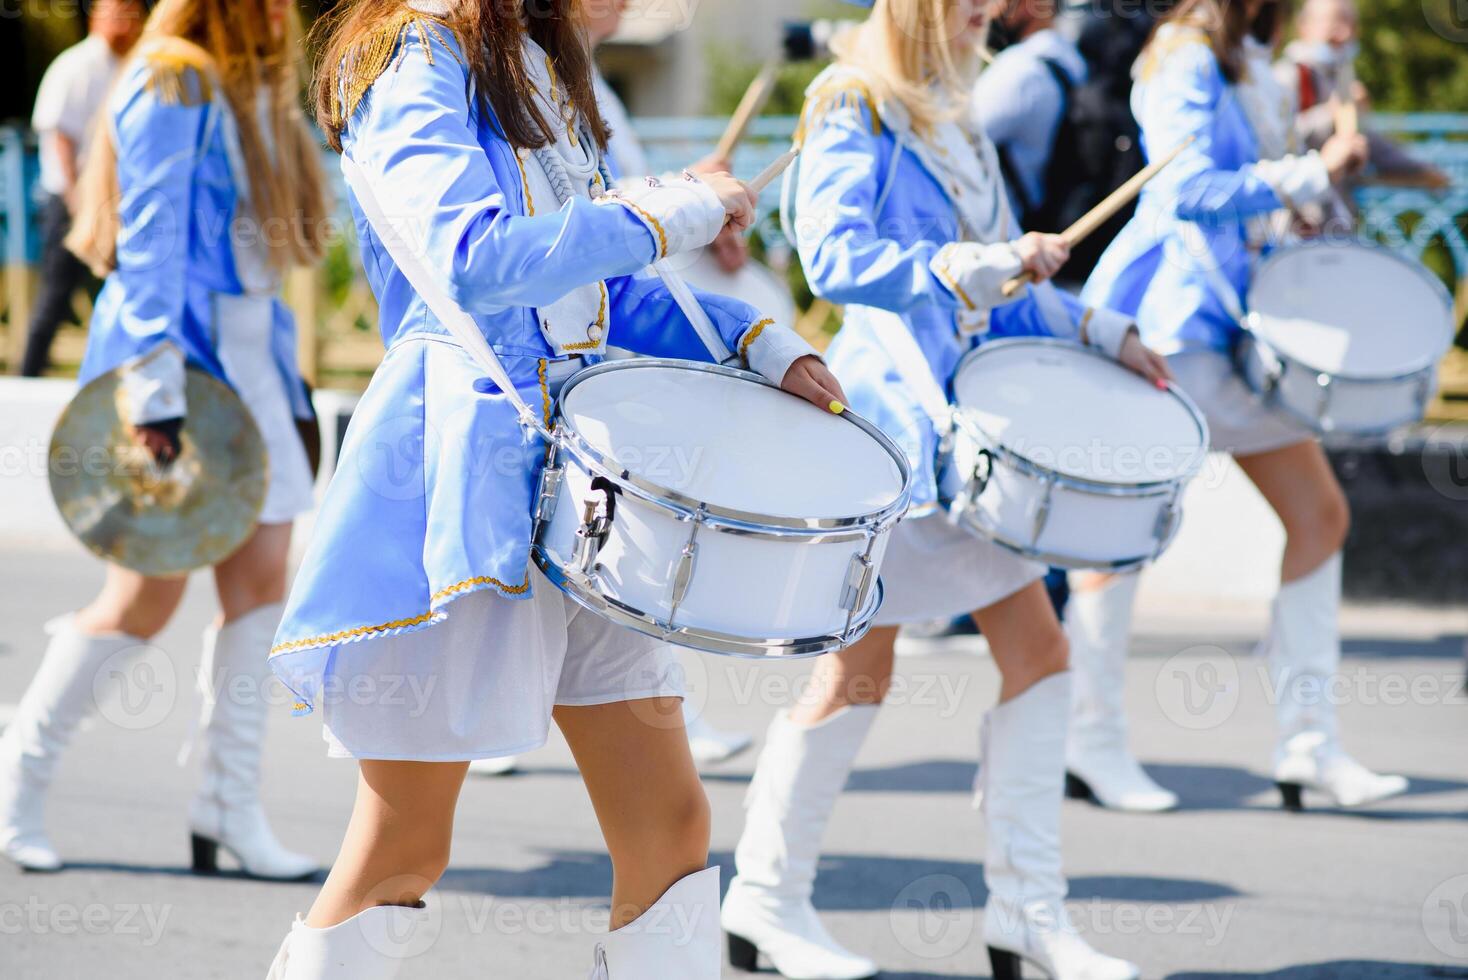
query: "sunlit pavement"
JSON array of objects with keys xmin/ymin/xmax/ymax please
[{"xmin": 1, "ymin": 548, "xmax": 1464, "ymax": 979}]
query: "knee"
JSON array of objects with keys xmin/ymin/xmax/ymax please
[
  {"xmin": 78, "ymin": 600, "xmax": 174, "ymax": 640},
  {"xmin": 660, "ymin": 782, "xmax": 712, "ymax": 861},
  {"xmin": 1007, "ymin": 622, "xmax": 1070, "ymax": 694},
  {"xmin": 1288, "ymin": 487, "xmax": 1351, "ymax": 558},
  {"xmin": 379, "ymin": 832, "xmax": 454, "ymax": 896}
]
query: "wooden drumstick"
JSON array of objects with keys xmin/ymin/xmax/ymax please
[
  {"xmin": 1000, "ymin": 136, "xmax": 1196, "ymax": 298},
  {"xmin": 715, "ymin": 57, "xmax": 783, "ymax": 164},
  {"xmin": 748, "ymin": 146, "xmax": 799, "ymax": 197},
  {"xmin": 1334, "ymin": 61, "xmax": 1361, "ymax": 139}
]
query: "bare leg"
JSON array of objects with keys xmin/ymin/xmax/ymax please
[
  {"xmin": 788, "ymin": 625, "xmax": 897, "ymax": 725},
  {"xmin": 305, "ymin": 760, "xmax": 468, "ymax": 927},
  {"xmin": 1234, "ymin": 440, "xmax": 1349, "ymax": 584},
  {"xmin": 74, "ymin": 564, "xmax": 187, "ymax": 639},
  {"xmin": 974, "ymin": 578, "xmax": 1069, "ymax": 701},
  {"xmin": 555, "ymin": 698, "xmax": 710, "ymax": 929},
  {"xmin": 213, "ymin": 522, "xmax": 293, "ymax": 622}
]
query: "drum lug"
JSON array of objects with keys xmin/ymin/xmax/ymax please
[
  {"xmin": 1414, "ymin": 371, "xmax": 1434, "ymax": 416},
  {"xmin": 839, "ymin": 551, "xmax": 876, "ymax": 616},
  {"xmin": 1031, "ymin": 474, "xmax": 1056, "ymax": 549},
  {"xmin": 536, "ymin": 464, "xmax": 563, "ymax": 523},
  {"xmin": 1153, "ymin": 492, "xmax": 1182, "ymax": 558},
  {"xmin": 948, "ymin": 449, "xmax": 993, "ymax": 526},
  {"xmin": 1314, "ymin": 373, "xmax": 1335, "ymax": 431},
  {"xmin": 666, "ymin": 514, "xmax": 703, "ymax": 627}
]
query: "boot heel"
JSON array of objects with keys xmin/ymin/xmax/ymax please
[
  {"xmin": 190, "ymin": 833, "xmax": 220, "ymax": 874},
  {"xmin": 1064, "ymin": 771, "xmax": 1095, "ymax": 802},
  {"xmin": 727, "ymin": 932, "xmax": 759, "ymax": 971},
  {"xmin": 988, "ymin": 945, "xmax": 1023, "ymax": 980},
  {"xmin": 1277, "ymin": 781, "xmax": 1305, "ymax": 812}
]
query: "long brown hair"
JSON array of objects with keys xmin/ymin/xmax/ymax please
[
  {"xmin": 312, "ymin": 0, "xmax": 611, "ymax": 154},
  {"xmin": 67, "ymin": 0, "xmax": 330, "ymax": 277},
  {"xmin": 1146, "ymin": 0, "xmax": 1251, "ymax": 82}
]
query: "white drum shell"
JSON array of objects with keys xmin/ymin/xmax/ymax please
[
  {"xmin": 1238, "ymin": 242, "xmax": 1454, "ymax": 436},
  {"xmin": 938, "ymin": 339, "xmax": 1207, "ymax": 572},
  {"xmin": 531, "ymin": 361, "xmax": 909, "ymax": 658},
  {"xmin": 940, "ymin": 429, "xmax": 1183, "ymax": 570}
]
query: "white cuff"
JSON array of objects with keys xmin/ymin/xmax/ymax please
[
  {"xmin": 738, "ymin": 319, "xmax": 819, "ymax": 387},
  {"xmin": 119, "ymin": 342, "xmax": 187, "ymax": 425},
  {"xmin": 1080, "ymin": 307, "xmax": 1136, "ymax": 361},
  {"xmin": 599, "ymin": 173, "xmax": 726, "ymax": 262},
  {"xmin": 930, "ymin": 241, "xmax": 1025, "ymax": 315},
  {"xmin": 1255, "ymin": 152, "xmax": 1334, "ymax": 210}
]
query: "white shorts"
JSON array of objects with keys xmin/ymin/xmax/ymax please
[
  {"xmin": 1168, "ymin": 350, "xmax": 1314, "ymax": 457},
  {"xmin": 320, "ymin": 568, "xmax": 683, "ymax": 761},
  {"xmin": 214, "ymin": 296, "xmax": 317, "ymax": 524},
  {"xmin": 874, "ymin": 515, "xmax": 1046, "ymax": 626}
]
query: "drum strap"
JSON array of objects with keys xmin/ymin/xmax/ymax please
[
  {"xmin": 865, "ymin": 309, "xmax": 955, "ymax": 432},
  {"xmin": 341, "ymin": 154, "xmax": 550, "ymax": 437}
]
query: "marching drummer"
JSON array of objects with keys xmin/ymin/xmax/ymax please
[
  {"xmin": 1073, "ymin": 0, "xmax": 1405, "ymax": 813},
  {"xmin": 0, "ymin": 0, "xmax": 329, "ymax": 879},
  {"xmin": 720, "ymin": 2, "xmax": 1170, "ymax": 979},
  {"xmin": 261, "ymin": 2, "xmax": 839, "ymax": 977}
]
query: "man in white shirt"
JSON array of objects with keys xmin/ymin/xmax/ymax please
[{"xmin": 21, "ymin": 0, "xmax": 145, "ymax": 377}]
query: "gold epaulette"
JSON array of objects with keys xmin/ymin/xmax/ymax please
[
  {"xmin": 140, "ymin": 38, "xmax": 215, "ymax": 107},
  {"xmin": 332, "ymin": 8, "xmax": 464, "ymax": 128},
  {"xmin": 794, "ymin": 77, "xmax": 882, "ymax": 147},
  {"xmin": 1139, "ymin": 27, "xmax": 1210, "ymax": 83}
]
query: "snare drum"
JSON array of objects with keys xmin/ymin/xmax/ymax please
[
  {"xmin": 938, "ymin": 339, "xmax": 1209, "ymax": 571},
  {"xmin": 532, "ymin": 359, "xmax": 911, "ymax": 658},
  {"xmin": 1237, "ymin": 241, "xmax": 1455, "ymax": 435}
]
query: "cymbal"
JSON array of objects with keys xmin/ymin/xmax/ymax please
[{"xmin": 48, "ymin": 364, "xmax": 268, "ymax": 577}]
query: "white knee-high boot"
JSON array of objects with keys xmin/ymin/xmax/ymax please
[
  {"xmin": 266, "ymin": 904, "xmax": 431, "ymax": 979},
  {"xmin": 721, "ymin": 706, "xmax": 879, "ymax": 980},
  {"xmin": 589, "ymin": 867, "xmax": 721, "ymax": 978},
  {"xmin": 1064, "ymin": 574, "xmax": 1178, "ymax": 812},
  {"xmin": 1268, "ymin": 553, "xmax": 1407, "ymax": 809},
  {"xmin": 982, "ymin": 673, "xmax": 1139, "ymax": 980},
  {"xmin": 189, "ymin": 602, "xmax": 317, "ymax": 880},
  {"xmin": 0, "ymin": 616, "xmax": 144, "ymax": 871}
]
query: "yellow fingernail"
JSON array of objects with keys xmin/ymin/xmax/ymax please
[{"xmin": 829, "ymin": 400, "xmax": 846, "ymax": 415}]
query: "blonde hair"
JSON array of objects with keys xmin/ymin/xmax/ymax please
[
  {"xmin": 67, "ymin": 0, "xmax": 329, "ymax": 277},
  {"xmin": 830, "ymin": 0, "xmax": 984, "ymax": 136}
]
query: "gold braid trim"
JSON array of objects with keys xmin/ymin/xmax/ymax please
[
  {"xmin": 933, "ymin": 246, "xmax": 977, "ymax": 312},
  {"xmin": 269, "ymin": 570, "xmax": 533, "ymax": 657},
  {"xmin": 794, "ymin": 79, "xmax": 882, "ymax": 146},
  {"xmin": 1078, "ymin": 307, "xmax": 1096, "ymax": 347},
  {"xmin": 332, "ymin": 10, "xmax": 463, "ymax": 129},
  {"xmin": 140, "ymin": 39, "xmax": 214, "ymax": 108},
  {"xmin": 515, "ymin": 148, "xmax": 536, "ymax": 216},
  {"xmin": 613, "ymin": 199, "xmax": 669, "ymax": 258},
  {"xmin": 538, "ymin": 358, "xmax": 554, "ymax": 428},
  {"xmin": 739, "ymin": 318, "xmax": 774, "ymax": 365},
  {"xmin": 1138, "ymin": 28, "xmax": 1209, "ymax": 83}
]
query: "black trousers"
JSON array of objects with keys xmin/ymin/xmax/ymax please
[{"xmin": 20, "ymin": 194, "xmax": 93, "ymax": 378}]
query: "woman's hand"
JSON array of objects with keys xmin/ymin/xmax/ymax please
[
  {"xmin": 131, "ymin": 419, "xmax": 183, "ymax": 466},
  {"xmin": 707, "ymin": 224, "xmax": 749, "ymax": 273},
  {"xmin": 697, "ymin": 172, "xmax": 756, "ymax": 233},
  {"xmin": 1013, "ymin": 232, "xmax": 1070, "ymax": 283},
  {"xmin": 1118, "ymin": 330, "xmax": 1174, "ymax": 388},
  {"xmin": 1320, "ymin": 132, "xmax": 1369, "ymax": 182},
  {"xmin": 781, "ymin": 355, "xmax": 850, "ymax": 415}
]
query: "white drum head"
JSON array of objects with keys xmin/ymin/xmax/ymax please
[
  {"xmin": 952, "ymin": 341, "xmax": 1204, "ymax": 485},
  {"xmin": 1249, "ymin": 243, "xmax": 1453, "ymax": 378},
  {"xmin": 562, "ymin": 364, "xmax": 906, "ymax": 519},
  {"xmin": 679, "ymin": 253, "xmax": 799, "ymax": 328}
]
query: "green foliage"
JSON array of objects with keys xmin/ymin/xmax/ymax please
[{"xmin": 1354, "ymin": 0, "xmax": 1468, "ymax": 114}]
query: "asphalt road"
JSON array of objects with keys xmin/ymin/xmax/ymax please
[{"xmin": 0, "ymin": 549, "xmax": 1464, "ymax": 979}]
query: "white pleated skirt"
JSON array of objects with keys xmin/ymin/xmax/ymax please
[{"xmin": 874, "ymin": 514, "xmax": 1046, "ymax": 626}]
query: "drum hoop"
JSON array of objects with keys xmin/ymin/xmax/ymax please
[
  {"xmin": 551, "ymin": 359, "xmax": 914, "ymax": 533},
  {"xmin": 949, "ymin": 505, "xmax": 1183, "ymax": 573},
  {"xmin": 951, "ymin": 337, "xmax": 1211, "ymax": 492},
  {"xmin": 530, "ymin": 545, "xmax": 885, "ymax": 659},
  {"xmin": 1243, "ymin": 240, "xmax": 1456, "ymax": 383}
]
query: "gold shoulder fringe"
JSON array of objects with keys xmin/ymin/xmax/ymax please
[
  {"xmin": 332, "ymin": 8, "xmax": 465, "ymax": 129},
  {"xmin": 794, "ymin": 78, "xmax": 882, "ymax": 147},
  {"xmin": 140, "ymin": 38, "xmax": 216, "ymax": 107},
  {"xmin": 1138, "ymin": 28, "xmax": 1210, "ymax": 83}
]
